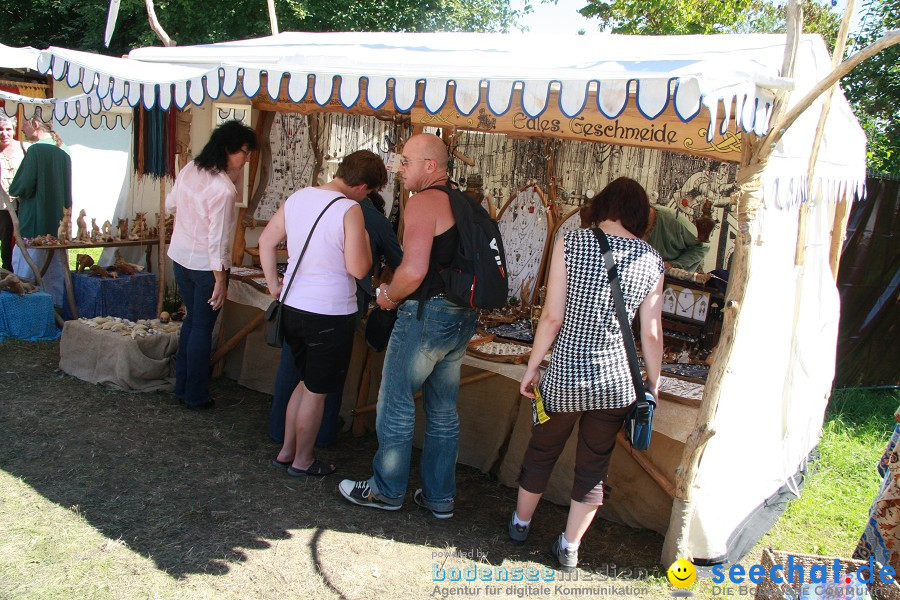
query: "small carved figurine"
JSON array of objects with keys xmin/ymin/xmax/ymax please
[
  {"xmin": 116, "ymin": 218, "xmax": 128, "ymax": 241},
  {"xmin": 129, "ymin": 212, "xmax": 148, "ymax": 240},
  {"xmin": 75, "ymin": 209, "xmax": 89, "ymax": 242},
  {"xmin": 113, "ymin": 250, "xmax": 143, "ymax": 275},
  {"xmin": 0, "ymin": 273, "xmax": 38, "ymax": 295},
  {"xmin": 57, "ymin": 207, "xmax": 71, "ymax": 244},
  {"xmin": 101, "ymin": 220, "xmax": 115, "ymax": 242},
  {"xmin": 87, "ymin": 264, "xmax": 109, "ymax": 278},
  {"xmin": 91, "ymin": 218, "xmax": 100, "ymax": 242},
  {"xmin": 75, "ymin": 253, "xmax": 95, "ymax": 274}
]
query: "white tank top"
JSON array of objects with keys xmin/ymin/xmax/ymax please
[{"xmin": 280, "ymin": 187, "xmax": 357, "ymax": 315}]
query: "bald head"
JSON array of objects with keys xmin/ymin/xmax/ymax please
[{"xmin": 405, "ymin": 134, "xmax": 449, "ymax": 170}]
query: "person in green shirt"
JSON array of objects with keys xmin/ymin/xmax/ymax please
[
  {"xmin": 644, "ymin": 204, "xmax": 709, "ymax": 272},
  {"xmin": 9, "ymin": 116, "xmax": 72, "ymax": 306}
]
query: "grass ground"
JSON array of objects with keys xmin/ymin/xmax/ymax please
[
  {"xmin": 0, "ymin": 339, "xmax": 895, "ymax": 599},
  {"xmin": 66, "ymin": 247, "xmax": 103, "ymax": 271}
]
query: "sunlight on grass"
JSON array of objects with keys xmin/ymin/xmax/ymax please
[
  {"xmin": 66, "ymin": 247, "xmax": 104, "ymax": 271},
  {"xmin": 0, "ymin": 471, "xmax": 174, "ymax": 599},
  {"xmin": 759, "ymin": 389, "xmax": 898, "ymax": 557}
]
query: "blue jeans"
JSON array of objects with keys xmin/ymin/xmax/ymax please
[
  {"xmin": 369, "ymin": 297, "xmax": 477, "ymax": 512},
  {"xmin": 173, "ymin": 263, "xmax": 219, "ymax": 406}
]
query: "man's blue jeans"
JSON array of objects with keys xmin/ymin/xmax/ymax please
[
  {"xmin": 173, "ymin": 263, "xmax": 219, "ymax": 406},
  {"xmin": 369, "ymin": 297, "xmax": 477, "ymax": 512}
]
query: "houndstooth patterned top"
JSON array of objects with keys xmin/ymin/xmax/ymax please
[{"xmin": 539, "ymin": 228, "xmax": 664, "ymax": 413}]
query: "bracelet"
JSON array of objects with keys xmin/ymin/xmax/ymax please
[{"xmin": 383, "ymin": 288, "xmax": 401, "ymax": 306}]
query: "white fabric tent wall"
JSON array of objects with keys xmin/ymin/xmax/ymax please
[{"xmin": 683, "ymin": 36, "xmax": 863, "ymax": 560}]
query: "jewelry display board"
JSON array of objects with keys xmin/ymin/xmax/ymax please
[
  {"xmin": 496, "ymin": 185, "xmax": 550, "ymax": 303},
  {"xmin": 252, "ymin": 112, "xmax": 317, "ymax": 223}
]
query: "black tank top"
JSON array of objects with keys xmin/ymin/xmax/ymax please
[{"xmin": 413, "ymin": 224, "xmax": 458, "ymax": 298}]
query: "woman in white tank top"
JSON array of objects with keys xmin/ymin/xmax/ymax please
[{"xmin": 259, "ymin": 150, "xmax": 386, "ymax": 477}]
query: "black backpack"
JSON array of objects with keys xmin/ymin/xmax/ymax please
[{"xmin": 423, "ymin": 182, "xmax": 509, "ymax": 309}]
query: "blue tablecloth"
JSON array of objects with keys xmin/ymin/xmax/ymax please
[
  {"xmin": 62, "ymin": 270, "xmax": 157, "ymax": 321},
  {"xmin": 0, "ymin": 290, "xmax": 61, "ymax": 341}
]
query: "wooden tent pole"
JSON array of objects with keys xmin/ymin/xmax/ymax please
[
  {"xmin": 157, "ymin": 178, "xmax": 166, "ymax": 315},
  {"xmin": 266, "ymin": 0, "xmax": 279, "ymax": 35},
  {"xmin": 661, "ymin": 1, "xmax": 805, "ymax": 566},
  {"xmin": 232, "ymin": 110, "xmax": 271, "ymax": 266},
  {"xmin": 757, "ymin": 30, "xmax": 900, "ymax": 165},
  {"xmin": 615, "ymin": 432, "xmax": 676, "ymax": 499},
  {"xmin": 829, "ymin": 197, "xmax": 852, "ymax": 280},
  {"xmin": 795, "ymin": 0, "xmax": 856, "ymax": 267}
]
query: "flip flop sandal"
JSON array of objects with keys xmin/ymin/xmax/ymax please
[
  {"xmin": 286, "ymin": 458, "xmax": 335, "ymax": 477},
  {"xmin": 271, "ymin": 458, "xmax": 292, "ymax": 469}
]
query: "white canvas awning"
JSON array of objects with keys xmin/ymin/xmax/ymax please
[
  {"xmin": 35, "ymin": 32, "xmax": 810, "ymax": 141},
  {"xmin": 0, "ymin": 43, "xmax": 40, "ymax": 70}
]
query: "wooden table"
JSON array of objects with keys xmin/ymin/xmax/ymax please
[{"xmin": 23, "ymin": 239, "xmax": 165, "ymax": 319}]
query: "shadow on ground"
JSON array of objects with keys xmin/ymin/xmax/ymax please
[{"xmin": 0, "ymin": 340, "xmax": 664, "ymax": 583}]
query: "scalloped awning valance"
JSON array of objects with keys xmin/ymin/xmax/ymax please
[{"xmin": 33, "ymin": 32, "xmax": 807, "ymax": 142}]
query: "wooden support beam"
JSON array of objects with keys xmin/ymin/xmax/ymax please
[
  {"xmin": 796, "ymin": 0, "xmax": 856, "ymax": 268},
  {"xmin": 350, "ymin": 369, "xmax": 499, "ymax": 418},
  {"xmin": 60, "ymin": 250, "xmax": 78, "ymax": 319},
  {"xmin": 615, "ymin": 431, "xmax": 676, "ymax": 499},
  {"xmin": 829, "ymin": 193, "xmax": 852, "ymax": 280},
  {"xmin": 211, "ymin": 306, "xmax": 229, "ymax": 377},
  {"xmin": 209, "ymin": 311, "xmax": 265, "ymax": 366},
  {"xmin": 351, "ymin": 350, "xmax": 374, "ymax": 436},
  {"xmin": 157, "ymin": 179, "xmax": 166, "ymax": 314},
  {"xmin": 758, "ymin": 29, "xmax": 900, "ymax": 164}
]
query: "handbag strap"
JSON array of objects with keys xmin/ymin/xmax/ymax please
[
  {"xmin": 280, "ymin": 195, "xmax": 346, "ymax": 300},
  {"xmin": 591, "ymin": 228, "xmax": 652, "ymax": 406}
]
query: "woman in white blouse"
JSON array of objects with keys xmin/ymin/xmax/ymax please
[{"xmin": 165, "ymin": 120, "xmax": 257, "ymax": 410}]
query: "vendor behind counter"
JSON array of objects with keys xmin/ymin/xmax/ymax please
[{"xmin": 645, "ymin": 205, "xmax": 709, "ymax": 271}]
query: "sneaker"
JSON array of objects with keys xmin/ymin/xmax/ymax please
[
  {"xmin": 413, "ymin": 488, "xmax": 454, "ymax": 519},
  {"xmin": 551, "ymin": 533, "xmax": 578, "ymax": 571},
  {"xmin": 338, "ymin": 479, "xmax": 401, "ymax": 511},
  {"xmin": 508, "ymin": 512, "xmax": 530, "ymax": 544}
]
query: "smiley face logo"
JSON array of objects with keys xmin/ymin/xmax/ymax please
[{"xmin": 667, "ymin": 558, "xmax": 697, "ymax": 588}]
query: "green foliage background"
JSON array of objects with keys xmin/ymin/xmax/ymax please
[
  {"xmin": 842, "ymin": 0, "xmax": 899, "ymax": 174},
  {"xmin": 0, "ymin": 0, "xmax": 525, "ymax": 58}
]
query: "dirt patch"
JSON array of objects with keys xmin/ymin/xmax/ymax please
[{"xmin": 0, "ymin": 340, "xmax": 670, "ymax": 598}]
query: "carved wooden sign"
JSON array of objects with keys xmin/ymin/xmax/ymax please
[
  {"xmin": 411, "ymin": 92, "xmax": 741, "ymax": 163},
  {"xmin": 252, "ymin": 78, "xmax": 740, "ymax": 162}
]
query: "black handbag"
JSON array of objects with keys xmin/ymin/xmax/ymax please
[
  {"xmin": 364, "ymin": 306, "xmax": 397, "ymax": 352},
  {"xmin": 264, "ymin": 195, "xmax": 346, "ymax": 348},
  {"xmin": 591, "ymin": 228, "xmax": 656, "ymax": 451}
]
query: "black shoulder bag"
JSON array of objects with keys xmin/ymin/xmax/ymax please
[
  {"xmin": 591, "ymin": 228, "xmax": 656, "ymax": 451},
  {"xmin": 265, "ymin": 196, "xmax": 345, "ymax": 348}
]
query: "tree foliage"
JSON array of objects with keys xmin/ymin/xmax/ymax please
[
  {"xmin": 0, "ymin": 0, "xmax": 525, "ymax": 56},
  {"xmin": 841, "ymin": 0, "xmax": 899, "ymax": 174},
  {"xmin": 577, "ymin": 0, "xmax": 840, "ymax": 49}
]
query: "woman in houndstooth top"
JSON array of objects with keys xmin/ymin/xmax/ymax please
[{"xmin": 508, "ymin": 177, "xmax": 665, "ymax": 570}]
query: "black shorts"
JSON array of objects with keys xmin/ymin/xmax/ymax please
[{"xmin": 281, "ymin": 305, "xmax": 356, "ymax": 394}]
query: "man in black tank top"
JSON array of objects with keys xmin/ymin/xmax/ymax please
[{"xmin": 339, "ymin": 134, "xmax": 477, "ymax": 519}]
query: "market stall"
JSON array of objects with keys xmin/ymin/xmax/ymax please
[{"xmin": 27, "ymin": 30, "xmax": 868, "ymax": 566}]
